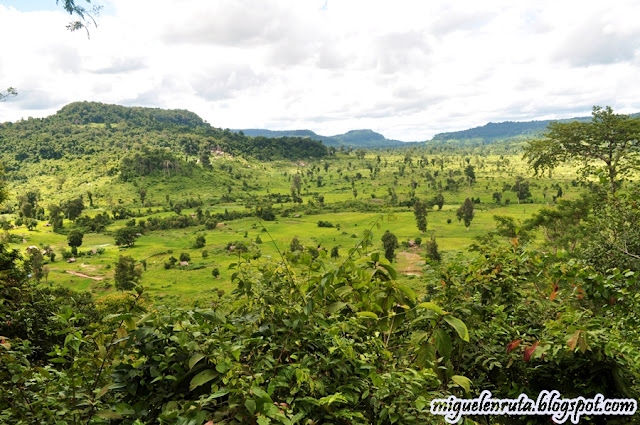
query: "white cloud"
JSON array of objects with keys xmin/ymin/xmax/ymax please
[{"xmin": 1, "ymin": 0, "xmax": 640, "ymax": 140}]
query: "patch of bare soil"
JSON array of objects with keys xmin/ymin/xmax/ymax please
[
  {"xmin": 396, "ymin": 251, "xmax": 424, "ymax": 276},
  {"xmin": 66, "ymin": 270, "xmax": 104, "ymax": 281}
]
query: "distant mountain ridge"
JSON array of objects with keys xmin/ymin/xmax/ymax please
[
  {"xmin": 430, "ymin": 112, "xmax": 640, "ymax": 144},
  {"xmin": 235, "ymin": 128, "xmax": 419, "ymax": 148}
]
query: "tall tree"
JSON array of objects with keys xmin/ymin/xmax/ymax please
[
  {"xmin": 381, "ymin": 230, "xmax": 399, "ymax": 262},
  {"xmin": 464, "ymin": 165, "xmax": 476, "ymax": 185},
  {"xmin": 511, "ymin": 176, "xmax": 531, "ymax": 204},
  {"xmin": 67, "ymin": 230, "xmax": 84, "ymax": 255},
  {"xmin": 114, "ymin": 255, "xmax": 141, "ymax": 291},
  {"xmin": 524, "ymin": 106, "xmax": 640, "ymax": 194},
  {"xmin": 413, "ymin": 199, "xmax": 428, "ymax": 233},
  {"xmin": 457, "ymin": 198, "xmax": 475, "ymax": 230}
]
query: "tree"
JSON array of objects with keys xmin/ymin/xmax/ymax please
[
  {"xmin": 291, "ymin": 174, "xmax": 302, "ymax": 201},
  {"xmin": 433, "ymin": 192, "xmax": 445, "ymax": 210},
  {"xmin": 425, "ymin": 234, "xmax": 442, "ymax": 263},
  {"xmin": 193, "ymin": 234, "xmax": 206, "ymax": 249},
  {"xmin": 511, "ymin": 176, "xmax": 531, "ymax": 204},
  {"xmin": 524, "ymin": 106, "xmax": 640, "ymax": 194},
  {"xmin": 114, "ymin": 255, "xmax": 141, "ymax": 291},
  {"xmin": 523, "ymin": 198, "xmax": 590, "ymax": 254},
  {"xmin": 0, "ymin": 87, "xmax": 17, "ymax": 102},
  {"xmin": 138, "ymin": 189, "xmax": 147, "ymax": 205},
  {"xmin": 381, "ymin": 230, "xmax": 399, "ymax": 262},
  {"xmin": 290, "ymin": 236, "xmax": 303, "ymax": 252},
  {"xmin": 58, "ymin": 0, "xmax": 103, "ymax": 36},
  {"xmin": 457, "ymin": 198, "xmax": 474, "ymax": 229},
  {"xmin": 199, "ymin": 150, "xmax": 212, "ymax": 169},
  {"xmin": 67, "ymin": 230, "xmax": 84, "ymax": 255},
  {"xmin": 62, "ymin": 197, "xmax": 85, "ymax": 220},
  {"xmin": 413, "ymin": 199, "xmax": 428, "ymax": 233},
  {"xmin": 114, "ymin": 227, "xmax": 139, "ymax": 247},
  {"xmin": 330, "ymin": 246, "xmax": 339, "ymax": 258},
  {"xmin": 464, "ymin": 165, "xmax": 476, "ymax": 185},
  {"xmin": 492, "ymin": 192, "xmax": 502, "ymax": 204}
]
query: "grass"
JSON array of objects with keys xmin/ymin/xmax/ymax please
[{"xmin": 4, "ymin": 148, "xmax": 596, "ymax": 306}]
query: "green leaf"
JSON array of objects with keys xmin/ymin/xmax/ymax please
[
  {"xmin": 356, "ymin": 311, "xmax": 378, "ymax": 320},
  {"xmin": 216, "ymin": 361, "xmax": 231, "ymax": 373},
  {"xmin": 328, "ymin": 301, "xmax": 348, "ymax": 314},
  {"xmin": 444, "ymin": 315, "xmax": 469, "ymax": 342},
  {"xmin": 189, "ymin": 369, "xmax": 217, "ymax": 391},
  {"xmin": 257, "ymin": 416, "xmax": 271, "ymax": 425},
  {"xmin": 188, "ymin": 353, "xmax": 205, "ymax": 370},
  {"xmin": 251, "ymin": 386, "xmax": 272, "ymax": 402},
  {"xmin": 417, "ymin": 302, "xmax": 445, "ymax": 315},
  {"xmin": 433, "ymin": 328, "xmax": 452, "ymax": 360},
  {"xmin": 451, "ymin": 375, "xmax": 472, "ymax": 393},
  {"xmin": 397, "ymin": 284, "xmax": 417, "ymax": 302},
  {"xmin": 245, "ymin": 399, "xmax": 256, "ymax": 415}
]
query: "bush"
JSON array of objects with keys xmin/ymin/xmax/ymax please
[
  {"xmin": 193, "ymin": 234, "xmax": 206, "ymax": 249},
  {"xmin": 317, "ymin": 220, "xmax": 334, "ymax": 228},
  {"xmin": 179, "ymin": 252, "xmax": 191, "ymax": 262}
]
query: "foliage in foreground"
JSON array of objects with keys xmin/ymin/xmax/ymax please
[{"xmin": 0, "ymin": 228, "xmax": 472, "ymax": 424}]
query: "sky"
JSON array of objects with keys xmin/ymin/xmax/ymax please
[{"xmin": 0, "ymin": 0, "xmax": 639, "ymax": 141}]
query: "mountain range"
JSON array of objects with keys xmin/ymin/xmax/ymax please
[
  {"xmin": 237, "ymin": 111, "xmax": 640, "ymax": 148},
  {"xmin": 233, "ymin": 129, "xmax": 416, "ymax": 148}
]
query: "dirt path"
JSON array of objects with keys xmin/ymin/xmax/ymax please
[
  {"xmin": 396, "ymin": 251, "xmax": 424, "ymax": 276},
  {"xmin": 66, "ymin": 270, "xmax": 104, "ymax": 281}
]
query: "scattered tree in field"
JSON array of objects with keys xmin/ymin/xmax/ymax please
[
  {"xmin": 492, "ymin": 192, "xmax": 502, "ymax": 204},
  {"xmin": 524, "ymin": 106, "xmax": 640, "ymax": 194},
  {"xmin": 179, "ymin": 253, "xmax": 191, "ymax": 262},
  {"xmin": 67, "ymin": 230, "xmax": 84, "ymax": 255},
  {"xmin": 212, "ymin": 267, "xmax": 220, "ymax": 278},
  {"xmin": 512, "ymin": 176, "xmax": 531, "ymax": 204},
  {"xmin": 464, "ymin": 165, "xmax": 476, "ymax": 185},
  {"xmin": 114, "ymin": 226, "xmax": 139, "ymax": 247},
  {"xmin": 381, "ymin": 230, "xmax": 399, "ymax": 262},
  {"xmin": 290, "ymin": 236, "xmax": 303, "ymax": 252},
  {"xmin": 291, "ymin": 174, "xmax": 302, "ymax": 199},
  {"xmin": 114, "ymin": 255, "xmax": 141, "ymax": 291},
  {"xmin": 425, "ymin": 234, "xmax": 442, "ymax": 263},
  {"xmin": 193, "ymin": 234, "xmax": 206, "ymax": 249},
  {"xmin": 138, "ymin": 189, "xmax": 147, "ymax": 205},
  {"xmin": 457, "ymin": 198, "xmax": 475, "ymax": 230},
  {"xmin": 413, "ymin": 199, "xmax": 428, "ymax": 233},
  {"xmin": 26, "ymin": 247, "xmax": 44, "ymax": 282},
  {"xmin": 62, "ymin": 197, "xmax": 85, "ymax": 220},
  {"xmin": 48, "ymin": 204, "xmax": 64, "ymax": 232},
  {"xmin": 25, "ymin": 219, "xmax": 38, "ymax": 231},
  {"xmin": 331, "ymin": 246, "xmax": 339, "ymax": 258},
  {"xmin": 433, "ymin": 192, "xmax": 445, "ymax": 210}
]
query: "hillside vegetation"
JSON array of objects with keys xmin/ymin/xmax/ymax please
[{"xmin": 1, "ymin": 103, "xmax": 640, "ymax": 424}]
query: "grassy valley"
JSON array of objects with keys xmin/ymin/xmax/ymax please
[{"xmin": 2, "ymin": 102, "xmax": 640, "ymax": 424}]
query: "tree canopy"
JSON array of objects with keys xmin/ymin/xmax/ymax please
[{"xmin": 524, "ymin": 106, "xmax": 640, "ymax": 194}]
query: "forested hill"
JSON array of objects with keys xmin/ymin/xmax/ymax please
[
  {"xmin": 429, "ymin": 112, "xmax": 640, "ymax": 144},
  {"xmin": 0, "ymin": 102, "xmax": 328, "ymax": 180},
  {"xmin": 235, "ymin": 128, "xmax": 418, "ymax": 148},
  {"xmin": 53, "ymin": 101, "xmax": 208, "ymax": 128}
]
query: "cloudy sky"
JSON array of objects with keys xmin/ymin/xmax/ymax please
[{"xmin": 1, "ymin": 0, "xmax": 639, "ymax": 141}]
